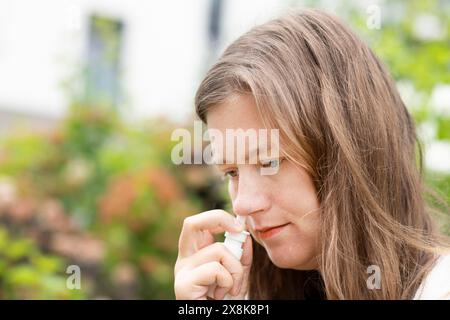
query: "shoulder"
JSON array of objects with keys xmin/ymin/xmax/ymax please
[{"xmin": 414, "ymin": 254, "xmax": 450, "ymax": 300}]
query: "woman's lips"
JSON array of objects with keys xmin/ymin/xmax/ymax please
[{"xmin": 257, "ymin": 223, "xmax": 290, "ymax": 239}]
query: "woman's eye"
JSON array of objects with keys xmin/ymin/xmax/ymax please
[
  {"xmin": 223, "ymin": 169, "xmax": 239, "ymax": 180},
  {"xmin": 260, "ymin": 158, "xmax": 283, "ymax": 168}
]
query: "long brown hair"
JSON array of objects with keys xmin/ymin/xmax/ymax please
[{"xmin": 195, "ymin": 9, "xmax": 450, "ymax": 299}]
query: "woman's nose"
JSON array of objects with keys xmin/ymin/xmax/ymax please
[{"xmin": 232, "ymin": 172, "xmax": 270, "ymax": 217}]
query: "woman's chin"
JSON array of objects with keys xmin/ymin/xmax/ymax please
[
  {"xmin": 266, "ymin": 248, "xmax": 317, "ymax": 270},
  {"xmin": 266, "ymin": 249, "xmax": 300, "ymax": 269}
]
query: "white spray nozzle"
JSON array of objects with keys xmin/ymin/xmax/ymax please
[
  {"xmin": 235, "ymin": 215, "xmax": 247, "ymax": 228},
  {"xmin": 223, "ymin": 215, "xmax": 249, "ymax": 260}
]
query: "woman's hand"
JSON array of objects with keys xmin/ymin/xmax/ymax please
[{"xmin": 174, "ymin": 209, "xmax": 253, "ymax": 300}]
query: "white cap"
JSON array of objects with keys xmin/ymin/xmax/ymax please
[
  {"xmin": 206, "ymin": 215, "xmax": 250, "ymax": 299},
  {"xmin": 223, "ymin": 216, "xmax": 249, "ymax": 260}
]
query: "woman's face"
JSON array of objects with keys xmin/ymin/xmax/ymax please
[{"xmin": 206, "ymin": 94, "xmax": 321, "ymax": 270}]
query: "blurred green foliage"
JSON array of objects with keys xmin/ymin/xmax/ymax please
[
  {"xmin": 0, "ymin": 105, "xmax": 212, "ymax": 299},
  {"xmin": 0, "ymin": 226, "xmax": 84, "ymax": 299}
]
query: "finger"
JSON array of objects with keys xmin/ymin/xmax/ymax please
[
  {"xmin": 175, "ymin": 261, "xmax": 233, "ymax": 300},
  {"xmin": 179, "ymin": 210, "xmax": 244, "ymax": 257},
  {"xmin": 184, "ymin": 242, "xmax": 244, "ymax": 296},
  {"xmin": 214, "ymin": 286, "xmax": 231, "ymax": 300},
  {"xmin": 193, "ymin": 261, "xmax": 234, "ymax": 298}
]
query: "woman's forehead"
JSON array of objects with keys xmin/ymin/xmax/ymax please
[{"xmin": 206, "ymin": 94, "xmax": 265, "ymax": 129}]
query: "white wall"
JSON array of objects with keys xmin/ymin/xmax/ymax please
[
  {"xmin": 0, "ymin": 0, "xmax": 300, "ymax": 123},
  {"xmin": 0, "ymin": 0, "xmax": 209, "ymax": 122},
  {"xmin": 0, "ymin": 0, "xmax": 78, "ymax": 118}
]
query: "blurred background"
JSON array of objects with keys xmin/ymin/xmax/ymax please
[{"xmin": 0, "ymin": 0, "xmax": 448, "ymax": 299}]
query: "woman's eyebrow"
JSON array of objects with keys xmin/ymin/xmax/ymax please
[{"xmin": 213, "ymin": 145, "xmax": 278, "ymax": 166}]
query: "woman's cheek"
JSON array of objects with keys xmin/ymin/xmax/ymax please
[
  {"xmin": 228, "ymin": 180, "xmax": 237, "ymax": 199},
  {"xmin": 276, "ymin": 225, "xmax": 320, "ymax": 269}
]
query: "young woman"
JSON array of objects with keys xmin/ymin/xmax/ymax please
[{"xmin": 174, "ymin": 9, "xmax": 450, "ymax": 300}]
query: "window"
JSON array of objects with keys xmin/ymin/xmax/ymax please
[{"xmin": 85, "ymin": 15, "xmax": 124, "ymax": 108}]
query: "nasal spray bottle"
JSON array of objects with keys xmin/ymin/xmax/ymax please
[{"xmin": 207, "ymin": 215, "xmax": 250, "ymax": 299}]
